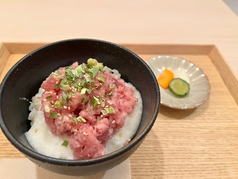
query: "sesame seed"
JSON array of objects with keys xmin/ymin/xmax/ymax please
[{"xmin": 83, "ymin": 132, "xmax": 88, "ymax": 136}]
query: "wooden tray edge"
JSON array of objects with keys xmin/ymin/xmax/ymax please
[
  {"xmin": 3, "ymin": 42, "xmax": 47, "ymax": 54},
  {"xmin": 209, "ymin": 46, "xmax": 238, "ymax": 105},
  {"xmin": 122, "ymin": 44, "xmax": 214, "ymax": 55},
  {"xmin": 3, "ymin": 42, "xmax": 214, "ymax": 55},
  {"xmin": 0, "ymin": 43, "xmax": 11, "ymax": 79},
  {"xmin": 1, "ymin": 42, "xmax": 237, "ymax": 105}
]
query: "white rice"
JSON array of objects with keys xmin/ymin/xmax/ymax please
[
  {"xmin": 105, "ymin": 83, "xmax": 142, "ymax": 154},
  {"xmin": 26, "ymin": 88, "xmax": 74, "ymax": 159},
  {"xmin": 25, "ymin": 70, "xmax": 143, "ymax": 159}
]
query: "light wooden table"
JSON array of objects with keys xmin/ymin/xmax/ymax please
[
  {"xmin": 0, "ymin": 0, "xmax": 238, "ymax": 77},
  {"xmin": 1, "ymin": 0, "xmax": 238, "ymax": 178}
]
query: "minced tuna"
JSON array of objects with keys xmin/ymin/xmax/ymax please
[{"xmin": 25, "ymin": 59, "xmax": 142, "ymax": 160}]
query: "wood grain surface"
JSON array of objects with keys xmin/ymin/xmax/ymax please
[{"xmin": 0, "ymin": 43, "xmax": 238, "ymax": 179}]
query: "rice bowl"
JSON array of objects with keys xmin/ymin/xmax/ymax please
[{"xmin": 0, "ymin": 39, "xmax": 160, "ymax": 175}]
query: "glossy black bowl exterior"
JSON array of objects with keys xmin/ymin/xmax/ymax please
[{"xmin": 0, "ymin": 39, "xmax": 160, "ymax": 176}]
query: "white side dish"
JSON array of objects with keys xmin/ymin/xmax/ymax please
[{"xmin": 147, "ymin": 55, "xmax": 210, "ymax": 109}]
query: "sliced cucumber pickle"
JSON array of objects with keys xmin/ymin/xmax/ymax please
[{"xmin": 169, "ymin": 78, "xmax": 190, "ymax": 97}]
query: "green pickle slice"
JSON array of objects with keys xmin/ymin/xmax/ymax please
[{"xmin": 169, "ymin": 78, "xmax": 190, "ymax": 97}]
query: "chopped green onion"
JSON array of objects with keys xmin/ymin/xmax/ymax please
[
  {"xmin": 90, "ymin": 66, "xmax": 99, "ymax": 78},
  {"xmin": 60, "ymin": 84, "xmax": 70, "ymax": 90},
  {"xmin": 100, "ymin": 96, "xmax": 106, "ymax": 107},
  {"xmin": 86, "ymin": 88, "xmax": 96, "ymax": 94},
  {"xmin": 72, "ymin": 116, "xmax": 87, "ymax": 124},
  {"xmin": 62, "ymin": 140, "xmax": 69, "ymax": 147},
  {"xmin": 71, "ymin": 69, "xmax": 79, "ymax": 77},
  {"xmin": 98, "ymin": 76, "xmax": 105, "ymax": 83},
  {"xmin": 72, "ymin": 117, "xmax": 77, "ymax": 123},
  {"xmin": 80, "ymin": 88, "xmax": 87, "ymax": 95},
  {"xmin": 60, "ymin": 78, "xmax": 68, "ymax": 85},
  {"xmin": 62, "ymin": 92, "xmax": 67, "ymax": 101},
  {"xmin": 65, "ymin": 68, "xmax": 74, "ymax": 81},
  {"xmin": 55, "ymin": 84, "xmax": 59, "ymax": 90},
  {"xmin": 84, "ymin": 74, "xmax": 92, "ymax": 83},
  {"xmin": 60, "ymin": 78, "xmax": 70, "ymax": 90},
  {"xmin": 72, "ymin": 82, "xmax": 80, "ymax": 90},
  {"xmin": 62, "ymin": 92, "xmax": 72, "ymax": 104},
  {"xmin": 81, "ymin": 97, "xmax": 86, "ymax": 104},
  {"xmin": 101, "ymin": 101, "xmax": 105, "ymax": 107},
  {"xmin": 102, "ymin": 106, "xmax": 115, "ymax": 115},
  {"xmin": 50, "ymin": 112, "xmax": 59, "ymax": 119},
  {"xmin": 46, "ymin": 95, "xmax": 52, "ymax": 100},
  {"xmin": 80, "ymin": 80, "xmax": 87, "ymax": 88},
  {"xmin": 75, "ymin": 65, "xmax": 85, "ymax": 74},
  {"xmin": 55, "ymin": 101, "xmax": 62, "ymax": 108},
  {"xmin": 106, "ymin": 106, "xmax": 115, "ymax": 114},
  {"xmin": 90, "ymin": 96, "xmax": 100, "ymax": 108}
]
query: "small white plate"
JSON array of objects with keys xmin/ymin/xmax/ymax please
[{"xmin": 147, "ymin": 55, "xmax": 210, "ymax": 109}]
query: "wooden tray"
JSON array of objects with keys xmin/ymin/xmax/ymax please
[{"xmin": 1, "ymin": 43, "xmax": 238, "ymax": 179}]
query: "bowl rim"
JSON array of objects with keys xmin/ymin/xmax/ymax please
[{"xmin": 0, "ymin": 38, "xmax": 160, "ymax": 166}]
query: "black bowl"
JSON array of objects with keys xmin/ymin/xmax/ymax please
[{"xmin": 0, "ymin": 39, "xmax": 160, "ymax": 176}]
